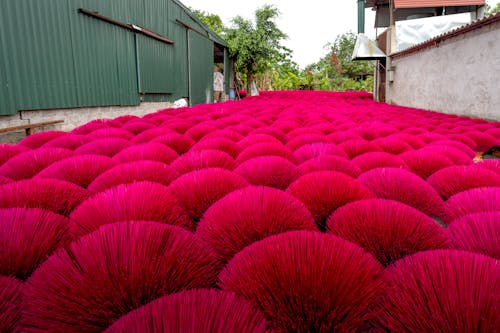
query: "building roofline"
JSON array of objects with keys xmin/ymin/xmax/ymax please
[
  {"xmin": 391, "ymin": 11, "xmax": 500, "ymax": 59},
  {"xmin": 172, "ymin": 0, "xmax": 227, "ymax": 46},
  {"xmin": 394, "ymin": 0, "xmax": 484, "ymax": 9},
  {"xmin": 365, "ymin": 0, "xmax": 485, "ymax": 8}
]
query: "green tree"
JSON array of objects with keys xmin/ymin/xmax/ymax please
[
  {"xmin": 326, "ymin": 32, "xmax": 373, "ymax": 83},
  {"xmin": 190, "ymin": 9, "xmax": 225, "ymax": 35},
  {"xmin": 225, "ymin": 5, "xmax": 288, "ymax": 92},
  {"xmin": 270, "ymin": 59, "xmax": 301, "ymax": 90},
  {"xmin": 305, "ymin": 32, "xmax": 374, "ymax": 92},
  {"xmin": 485, "ymin": 2, "xmax": 500, "ymax": 15}
]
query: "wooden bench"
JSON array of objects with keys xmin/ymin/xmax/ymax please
[{"xmin": 0, "ymin": 120, "xmax": 64, "ymax": 136}]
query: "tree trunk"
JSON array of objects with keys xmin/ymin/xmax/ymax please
[
  {"xmin": 247, "ymin": 70, "xmax": 252, "ymax": 95},
  {"xmin": 257, "ymin": 71, "xmax": 272, "ymax": 90}
]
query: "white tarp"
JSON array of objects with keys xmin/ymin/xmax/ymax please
[{"xmin": 396, "ymin": 13, "xmax": 472, "ymax": 52}]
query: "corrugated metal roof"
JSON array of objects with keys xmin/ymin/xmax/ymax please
[
  {"xmin": 172, "ymin": 0, "xmax": 226, "ymax": 46},
  {"xmin": 366, "ymin": 0, "xmax": 485, "ymax": 9},
  {"xmin": 391, "ymin": 11, "xmax": 500, "ymax": 58},
  {"xmin": 394, "ymin": 0, "xmax": 485, "ymax": 8}
]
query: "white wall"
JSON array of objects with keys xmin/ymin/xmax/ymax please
[
  {"xmin": 387, "ymin": 20, "xmax": 500, "ymax": 121},
  {"xmin": 0, "ymin": 102, "xmax": 173, "ymax": 143}
]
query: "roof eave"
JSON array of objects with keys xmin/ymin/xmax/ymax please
[{"xmin": 171, "ymin": 0, "xmax": 227, "ymax": 46}]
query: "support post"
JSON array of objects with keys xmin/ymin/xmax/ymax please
[
  {"xmin": 357, "ymin": 0, "xmax": 365, "ymax": 34},
  {"xmin": 187, "ymin": 30, "xmax": 192, "ymax": 107}
]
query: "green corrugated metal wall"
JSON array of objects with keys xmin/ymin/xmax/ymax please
[
  {"xmin": 71, "ymin": 2, "xmax": 139, "ymax": 108},
  {"xmin": 0, "ymin": 0, "xmax": 225, "ymax": 115},
  {"xmin": 189, "ymin": 31, "xmax": 214, "ymax": 105},
  {"xmin": 138, "ymin": 36, "xmax": 174, "ymax": 95}
]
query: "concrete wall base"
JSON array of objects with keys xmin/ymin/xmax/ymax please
[{"xmin": 0, "ymin": 102, "xmax": 173, "ymax": 144}]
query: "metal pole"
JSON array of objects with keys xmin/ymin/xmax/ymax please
[
  {"xmin": 389, "ymin": 0, "xmax": 396, "ymax": 53},
  {"xmin": 187, "ymin": 30, "xmax": 192, "ymax": 107},
  {"xmin": 134, "ymin": 33, "xmax": 142, "ymax": 96},
  {"xmin": 357, "ymin": 0, "xmax": 365, "ymax": 34},
  {"xmin": 386, "ymin": 0, "xmax": 395, "ymax": 103}
]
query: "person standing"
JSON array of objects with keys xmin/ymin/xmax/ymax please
[{"xmin": 213, "ymin": 66, "xmax": 224, "ymax": 102}]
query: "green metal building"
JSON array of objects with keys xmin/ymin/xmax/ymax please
[{"xmin": 0, "ymin": 0, "xmax": 231, "ymax": 116}]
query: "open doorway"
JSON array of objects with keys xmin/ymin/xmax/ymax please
[
  {"xmin": 213, "ymin": 64, "xmax": 224, "ymax": 102},
  {"xmin": 213, "ymin": 43, "xmax": 241, "ymax": 101},
  {"xmin": 213, "ymin": 43, "xmax": 226, "ymax": 102}
]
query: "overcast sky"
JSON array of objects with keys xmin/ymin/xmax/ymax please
[{"xmin": 180, "ymin": 0, "xmax": 377, "ymax": 68}]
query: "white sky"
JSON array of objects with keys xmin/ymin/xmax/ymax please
[{"xmin": 179, "ymin": 0, "xmax": 377, "ymax": 69}]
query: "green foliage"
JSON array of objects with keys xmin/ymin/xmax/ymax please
[
  {"xmin": 271, "ymin": 32, "xmax": 374, "ymax": 92},
  {"xmin": 328, "ymin": 32, "xmax": 373, "ymax": 78},
  {"xmin": 301, "ymin": 31, "xmax": 374, "ymax": 92},
  {"xmin": 190, "ymin": 8, "xmax": 225, "ymax": 35},
  {"xmin": 225, "ymin": 5, "xmax": 289, "ymax": 90},
  {"xmin": 268, "ymin": 47, "xmax": 303, "ymax": 90},
  {"xmin": 271, "ymin": 70, "xmax": 300, "ymax": 90},
  {"xmin": 485, "ymin": 2, "xmax": 500, "ymax": 15},
  {"xmin": 191, "ymin": 6, "xmax": 373, "ymax": 92}
]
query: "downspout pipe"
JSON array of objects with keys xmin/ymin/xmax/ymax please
[
  {"xmin": 358, "ymin": 0, "xmax": 365, "ymax": 34},
  {"xmin": 187, "ymin": 30, "xmax": 192, "ymax": 107}
]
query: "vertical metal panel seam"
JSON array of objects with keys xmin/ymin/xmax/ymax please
[
  {"xmin": 67, "ymin": 2, "xmax": 80, "ymax": 106},
  {"xmin": 187, "ymin": 29, "xmax": 192, "ymax": 106}
]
